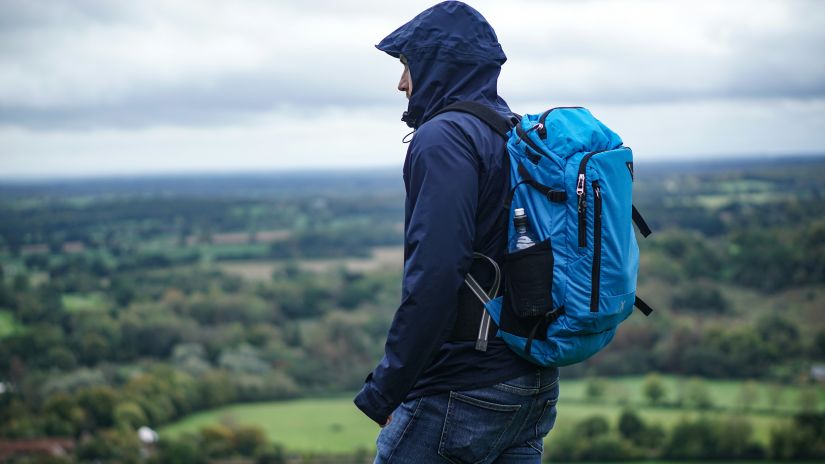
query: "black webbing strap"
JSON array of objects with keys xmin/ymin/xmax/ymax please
[
  {"xmin": 514, "ymin": 123, "xmax": 544, "ymax": 163},
  {"xmin": 524, "ymin": 307, "xmax": 565, "ymax": 356},
  {"xmin": 429, "ymin": 101, "xmax": 515, "ymax": 138},
  {"xmin": 632, "ymin": 205, "xmax": 652, "ymax": 238},
  {"xmin": 504, "ymin": 162, "xmax": 568, "ymax": 210},
  {"xmin": 634, "ymin": 296, "xmax": 653, "ymax": 316}
]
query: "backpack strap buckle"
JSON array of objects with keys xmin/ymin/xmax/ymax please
[{"xmin": 546, "ymin": 190, "xmax": 568, "ymax": 203}]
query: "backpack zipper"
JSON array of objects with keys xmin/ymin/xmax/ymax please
[
  {"xmin": 577, "ymin": 172, "xmax": 587, "ymax": 247},
  {"xmin": 576, "ymin": 150, "xmax": 602, "ymax": 247},
  {"xmin": 576, "ymin": 147, "xmax": 628, "ymax": 248},
  {"xmin": 590, "ymin": 180, "xmax": 602, "ymax": 312},
  {"xmin": 537, "ymin": 106, "xmax": 585, "ymax": 139}
]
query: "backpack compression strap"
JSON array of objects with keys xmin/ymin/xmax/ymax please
[
  {"xmin": 631, "ymin": 208, "xmax": 654, "ymax": 315},
  {"xmin": 634, "ymin": 296, "xmax": 654, "ymax": 316},
  {"xmin": 632, "ymin": 205, "xmax": 652, "ymax": 238},
  {"xmin": 505, "ymin": 162, "xmax": 568, "ymax": 210}
]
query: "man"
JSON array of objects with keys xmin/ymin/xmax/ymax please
[{"xmin": 354, "ymin": 2, "xmax": 559, "ymax": 462}]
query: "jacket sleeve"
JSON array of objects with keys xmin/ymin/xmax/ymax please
[{"xmin": 353, "ymin": 118, "xmax": 479, "ymax": 425}]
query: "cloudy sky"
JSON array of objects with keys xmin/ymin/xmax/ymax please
[{"xmin": 1, "ymin": 0, "xmax": 824, "ymax": 178}]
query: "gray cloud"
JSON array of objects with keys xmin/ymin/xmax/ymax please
[
  {"xmin": 0, "ymin": 0, "xmax": 823, "ymax": 130},
  {"xmin": 0, "ymin": 68, "xmax": 388, "ymax": 130}
]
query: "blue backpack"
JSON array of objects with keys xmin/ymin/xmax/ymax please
[{"xmin": 434, "ymin": 102, "xmax": 654, "ymax": 367}]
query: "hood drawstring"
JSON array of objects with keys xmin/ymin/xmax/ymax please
[{"xmin": 402, "ymin": 129, "xmax": 416, "ymax": 143}]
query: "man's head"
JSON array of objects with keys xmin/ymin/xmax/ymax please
[
  {"xmin": 398, "ymin": 54, "xmax": 412, "ymax": 100},
  {"xmin": 376, "ymin": 1, "xmax": 507, "ymax": 129}
]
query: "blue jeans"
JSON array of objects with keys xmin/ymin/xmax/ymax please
[{"xmin": 374, "ymin": 367, "xmax": 559, "ymax": 463}]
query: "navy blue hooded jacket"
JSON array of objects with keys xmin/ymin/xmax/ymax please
[{"xmin": 353, "ymin": 1, "xmax": 536, "ymax": 425}]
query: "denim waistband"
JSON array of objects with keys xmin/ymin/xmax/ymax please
[{"xmin": 492, "ymin": 367, "xmax": 559, "ymax": 396}]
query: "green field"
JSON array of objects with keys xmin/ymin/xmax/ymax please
[
  {"xmin": 0, "ymin": 310, "xmax": 23, "ymax": 338},
  {"xmin": 160, "ymin": 396, "xmax": 378, "ymax": 453},
  {"xmin": 558, "ymin": 375, "xmax": 822, "ymax": 414},
  {"xmin": 160, "ymin": 376, "xmax": 818, "ymax": 453},
  {"xmin": 61, "ymin": 292, "xmax": 108, "ymax": 312}
]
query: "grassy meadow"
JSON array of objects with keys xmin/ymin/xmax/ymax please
[{"xmin": 159, "ymin": 376, "xmax": 820, "ymax": 453}]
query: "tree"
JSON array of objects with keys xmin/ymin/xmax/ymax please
[
  {"xmin": 0, "ymin": 281, "xmax": 14, "ymax": 309},
  {"xmin": 75, "ymin": 385, "xmax": 118, "ymax": 430},
  {"xmin": 75, "ymin": 428, "xmax": 142, "ymax": 463},
  {"xmin": 717, "ymin": 416, "xmax": 762, "ymax": 459},
  {"xmin": 200, "ymin": 371, "xmax": 236, "ymax": 408},
  {"xmin": 585, "ymin": 377, "xmax": 607, "ymax": 402},
  {"xmin": 643, "ymin": 373, "xmax": 667, "ymax": 406},
  {"xmin": 232, "ymin": 425, "xmax": 266, "ymax": 456},
  {"xmin": 617, "ymin": 409, "xmax": 646, "ymax": 446},
  {"xmin": 199, "ymin": 423, "xmax": 234, "ymax": 458},
  {"xmin": 671, "ymin": 281, "xmax": 730, "ymax": 313},
  {"xmin": 770, "ymin": 413, "xmax": 825, "ymax": 460},
  {"xmin": 663, "ymin": 417, "xmax": 720, "ymax": 459},
  {"xmin": 814, "ymin": 329, "xmax": 825, "ymax": 359},
  {"xmin": 218, "ymin": 344, "xmax": 270, "ymax": 375},
  {"xmin": 255, "ymin": 442, "xmax": 287, "ymax": 464},
  {"xmin": 12, "ymin": 273, "xmax": 29, "ymax": 292},
  {"xmin": 155, "ymin": 433, "xmax": 207, "ymax": 464},
  {"xmin": 42, "ymin": 393, "xmax": 84, "ymax": 437},
  {"xmin": 755, "ymin": 314, "xmax": 803, "ymax": 362},
  {"xmin": 44, "ymin": 346, "xmax": 78, "ymax": 371},
  {"xmin": 576, "ymin": 415, "xmax": 610, "ymax": 438},
  {"xmin": 114, "ymin": 402, "xmax": 149, "ymax": 429},
  {"xmin": 683, "ymin": 378, "xmax": 714, "ymax": 410},
  {"xmin": 78, "ymin": 333, "xmax": 109, "ymax": 366}
]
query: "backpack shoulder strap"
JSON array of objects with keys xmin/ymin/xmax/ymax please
[{"xmin": 429, "ymin": 101, "xmax": 516, "ymax": 139}]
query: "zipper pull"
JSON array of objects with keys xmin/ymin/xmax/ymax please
[
  {"xmin": 594, "ymin": 183, "xmax": 601, "ymax": 198},
  {"xmin": 576, "ymin": 174, "xmax": 585, "ymax": 196}
]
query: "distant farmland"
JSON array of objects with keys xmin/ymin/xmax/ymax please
[{"xmin": 218, "ymin": 245, "xmax": 403, "ymax": 280}]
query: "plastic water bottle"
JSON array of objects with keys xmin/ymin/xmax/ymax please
[{"xmin": 509, "ymin": 208, "xmax": 538, "ymax": 252}]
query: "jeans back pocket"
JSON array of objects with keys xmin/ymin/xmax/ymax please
[{"xmin": 438, "ymin": 391, "xmax": 521, "ymax": 464}]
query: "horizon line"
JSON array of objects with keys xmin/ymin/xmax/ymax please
[{"xmin": 1, "ymin": 152, "xmax": 823, "ymax": 184}]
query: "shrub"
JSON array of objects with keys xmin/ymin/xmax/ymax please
[
  {"xmin": 770, "ymin": 413, "xmax": 825, "ymax": 460},
  {"xmin": 642, "ymin": 373, "xmax": 667, "ymax": 406},
  {"xmin": 663, "ymin": 417, "xmax": 719, "ymax": 459}
]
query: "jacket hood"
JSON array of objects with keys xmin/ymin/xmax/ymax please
[{"xmin": 376, "ymin": 1, "xmax": 509, "ymax": 128}]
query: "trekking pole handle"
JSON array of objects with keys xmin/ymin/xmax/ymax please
[{"xmin": 464, "ymin": 252, "xmax": 501, "ymax": 352}]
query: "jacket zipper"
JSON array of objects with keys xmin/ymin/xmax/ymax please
[{"xmin": 590, "ymin": 181, "xmax": 602, "ymax": 312}]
